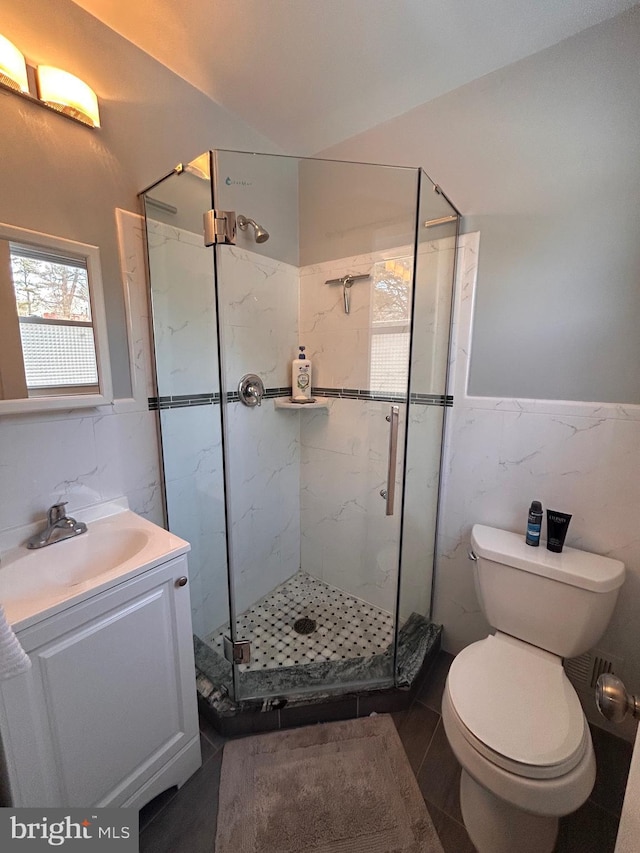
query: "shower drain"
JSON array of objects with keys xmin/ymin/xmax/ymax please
[{"xmin": 293, "ymin": 617, "xmax": 317, "ymax": 635}]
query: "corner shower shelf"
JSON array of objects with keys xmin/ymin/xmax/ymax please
[{"xmin": 274, "ymin": 398, "xmax": 329, "ymax": 410}]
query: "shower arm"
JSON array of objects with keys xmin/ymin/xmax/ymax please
[{"xmin": 325, "ymin": 273, "xmax": 370, "ymax": 314}]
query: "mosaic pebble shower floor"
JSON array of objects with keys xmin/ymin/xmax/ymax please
[{"xmin": 207, "ymin": 572, "xmax": 394, "ymax": 673}]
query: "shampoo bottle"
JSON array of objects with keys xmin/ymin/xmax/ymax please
[
  {"xmin": 525, "ymin": 500, "xmax": 543, "ymax": 547},
  {"xmin": 292, "ymin": 345, "xmax": 312, "ymax": 402}
]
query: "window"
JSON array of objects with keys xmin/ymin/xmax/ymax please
[
  {"xmin": 10, "ymin": 244, "xmax": 98, "ymax": 390},
  {"xmin": 370, "ymin": 257, "xmax": 413, "ymax": 395},
  {"xmin": 0, "ymin": 221, "xmax": 112, "ymax": 413}
]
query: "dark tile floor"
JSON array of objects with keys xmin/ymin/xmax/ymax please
[{"xmin": 139, "ymin": 652, "xmax": 633, "ymax": 852}]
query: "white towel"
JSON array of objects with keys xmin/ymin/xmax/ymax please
[{"xmin": 0, "ymin": 604, "xmax": 31, "ymax": 679}]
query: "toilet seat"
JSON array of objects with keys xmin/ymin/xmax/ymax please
[
  {"xmin": 442, "ymin": 686, "xmax": 596, "ymax": 818},
  {"xmin": 447, "ymin": 633, "xmax": 587, "ymax": 780}
]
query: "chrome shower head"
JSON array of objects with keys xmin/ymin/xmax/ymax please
[{"xmin": 237, "ymin": 214, "xmax": 269, "ymax": 243}]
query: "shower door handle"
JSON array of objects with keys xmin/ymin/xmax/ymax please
[{"xmin": 381, "ymin": 405, "xmax": 400, "ymax": 516}]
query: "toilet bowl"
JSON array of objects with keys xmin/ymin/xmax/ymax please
[
  {"xmin": 443, "ymin": 633, "xmax": 595, "ymax": 853},
  {"xmin": 442, "ymin": 524, "xmax": 625, "ymax": 853}
]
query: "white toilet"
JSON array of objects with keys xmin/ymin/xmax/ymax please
[{"xmin": 442, "ymin": 524, "xmax": 625, "ymax": 853}]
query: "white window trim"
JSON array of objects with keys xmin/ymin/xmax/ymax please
[{"xmin": 0, "ymin": 222, "xmax": 113, "ymax": 415}]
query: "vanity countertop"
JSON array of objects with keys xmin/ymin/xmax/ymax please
[{"xmin": 0, "ymin": 505, "xmax": 189, "ymax": 632}]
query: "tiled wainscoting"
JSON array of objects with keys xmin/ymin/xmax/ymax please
[{"xmin": 139, "ymin": 651, "xmax": 633, "ymax": 853}]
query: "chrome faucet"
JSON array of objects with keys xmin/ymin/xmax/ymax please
[{"xmin": 26, "ymin": 502, "xmax": 87, "ymax": 549}]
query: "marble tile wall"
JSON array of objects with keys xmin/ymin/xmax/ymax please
[
  {"xmin": 146, "ymin": 222, "xmax": 301, "ymax": 635},
  {"xmin": 212, "ymin": 244, "xmax": 301, "ymax": 621},
  {"xmin": 299, "ymin": 252, "xmax": 404, "ymax": 614},
  {"xmin": 159, "ymin": 404, "xmax": 227, "ymax": 638},
  {"xmin": 225, "ymin": 400, "xmax": 300, "ymax": 616},
  {"xmin": 298, "ymin": 242, "xmax": 455, "ymax": 620},
  {"xmin": 299, "ymin": 252, "xmax": 383, "ymax": 390},
  {"xmin": 145, "ymin": 217, "xmax": 225, "ymax": 637},
  {"xmin": 398, "ymin": 404, "xmax": 445, "ymax": 623},
  {"xmin": 216, "ymin": 246, "xmax": 299, "ymax": 389},
  {"xmin": 0, "ymin": 406, "xmax": 163, "ymax": 534},
  {"xmin": 299, "ymin": 397, "xmax": 403, "ymax": 615},
  {"xmin": 146, "ymin": 220, "xmax": 219, "ymax": 398},
  {"xmin": 436, "ymin": 232, "xmax": 640, "ymax": 731}
]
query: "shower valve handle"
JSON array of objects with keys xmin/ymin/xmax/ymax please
[{"xmin": 238, "ymin": 374, "xmax": 264, "ymax": 407}]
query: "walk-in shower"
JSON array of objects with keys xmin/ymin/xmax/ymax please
[{"xmin": 141, "ymin": 150, "xmax": 459, "ymax": 721}]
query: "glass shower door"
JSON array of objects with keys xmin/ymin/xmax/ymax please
[
  {"xmin": 398, "ymin": 173, "xmax": 459, "ymax": 637},
  {"xmin": 142, "ymin": 159, "xmax": 233, "ymax": 695},
  {"xmin": 211, "ymin": 150, "xmax": 421, "ymax": 700}
]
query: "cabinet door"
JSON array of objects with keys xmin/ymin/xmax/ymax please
[{"xmin": 14, "ymin": 556, "xmax": 199, "ymax": 807}]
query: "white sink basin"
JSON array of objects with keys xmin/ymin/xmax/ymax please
[{"xmin": 0, "ymin": 508, "xmax": 190, "ymax": 631}]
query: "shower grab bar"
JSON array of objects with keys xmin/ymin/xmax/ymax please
[{"xmin": 380, "ymin": 405, "xmax": 400, "ymax": 516}]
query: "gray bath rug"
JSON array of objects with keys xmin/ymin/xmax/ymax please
[{"xmin": 215, "ymin": 714, "xmax": 444, "ymax": 853}]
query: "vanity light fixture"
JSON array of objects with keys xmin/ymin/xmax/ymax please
[
  {"xmin": 0, "ymin": 33, "xmax": 28, "ymax": 93},
  {"xmin": 36, "ymin": 66, "xmax": 100, "ymax": 128},
  {"xmin": 0, "ymin": 33, "xmax": 100, "ymax": 129}
]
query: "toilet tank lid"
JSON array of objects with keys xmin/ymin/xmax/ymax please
[{"xmin": 471, "ymin": 525, "xmax": 625, "ymax": 593}]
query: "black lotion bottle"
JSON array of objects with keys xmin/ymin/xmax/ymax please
[{"xmin": 526, "ymin": 500, "xmax": 543, "ymax": 546}]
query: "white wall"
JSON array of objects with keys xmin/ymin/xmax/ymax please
[
  {"xmin": 320, "ymin": 6, "xmax": 640, "ymax": 405},
  {"xmin": 298, "ymin": 158, "xmax": 418, "ymax": 266}
]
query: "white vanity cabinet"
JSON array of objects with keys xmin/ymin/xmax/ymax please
[{"xmin": 0, "ymin": 553, "xmax": 201, "ymax": 809}]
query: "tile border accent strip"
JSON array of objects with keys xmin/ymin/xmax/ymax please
[
  {"xmin": 312, "ymin": 386, "xmax": 406, "ymax": 404},
  {"xmin": 313, "ymin": 387, "xmax": 453, "ymax": 407},
  {"xmin": 149, "ymin": 392, "xmax": 220, "ymax": 410},
  {"xmin": 149, "ymin": 387, "xmax": 293, "ymax": 410},
  {"xmin": 412, "ymin": 392, "xmax": 454, "ymax": 408},
  {"xmin": 149, "ymin": 387, "xmax": 453, "ymax": 410}
]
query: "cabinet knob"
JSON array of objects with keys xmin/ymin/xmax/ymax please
[{"xmin": 175, "ymin": 576, "xmax": 188, "ymax": 588}]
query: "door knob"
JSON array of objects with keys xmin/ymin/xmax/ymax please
[{"xmin": 596, "ymin": 674, "xmax": 640, "ymax": 723}]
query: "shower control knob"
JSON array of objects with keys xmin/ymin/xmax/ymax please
[
  {"xmin": 175, "ymin": 576, "xmax": 188, "ymax": 588},
  {"xmin": 596, "ymin": 674, "xmax": 640, "ymax": 723},
  {"xmin": 238, "ymin": 373, "xmax": 264, "ymax": 407},
  {"xmin": 380, "ymin": 489, "xmax": 388, "ymax": 499}
]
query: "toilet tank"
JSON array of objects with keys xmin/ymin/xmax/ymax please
[{"xmin": 470, "ymin": 525, "xmax": 625, "ymax": 658}]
